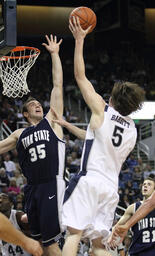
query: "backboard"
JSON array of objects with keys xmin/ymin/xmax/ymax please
[{"xmin": 0, "ymin": 0, "xmax": 16, "ymax": 57}]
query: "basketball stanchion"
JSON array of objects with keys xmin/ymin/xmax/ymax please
[{"xmin": 0, "ymin": 46, "xmax": 40, "ymax": 98}]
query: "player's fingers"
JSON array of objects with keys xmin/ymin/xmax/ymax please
[
  {"xmin": 69, "ymin": 19, "xmax": 74, "ymax": 30},
  {"xmin": 113, "ymin": 231, "xmax": 119, "ymax": 238},
  {"xmin": 54, "ymin": 35, "xmax": 57, "ymax": 43},
  {"xmin": 45, "ymin": 34, "xmax": 51, "ymax": 44},
  {"xmin": 69, "ymin": 21, "xmax": 75, "ymax": 33},
  {"xmin": 42, "ymin": 43, "xmax": 48, "ymax": 47},
  {"xmin": 58, "ymin": 39, "xmax": 63, "ymax": 45},
  {"xmin": 86, "ymin": 25, "xmax": 92, "ymax": 33},
  {"xmin": 107, "ymin": 241, "xmax": 116, "ymax": 250},
  {"xmin": 75, "ymin": 16, "xmax": 80, "ymax": 26},
  {"xmin": 50, "ymin": 34, "xmax": 54, "ymax": 42},
  {"xmin": 73, "ymin": 16, "xmax": 78, "ymax": 28},
  {"xmin": 69, "ymin": 24, "xmax": 72, "ymax": 33}
]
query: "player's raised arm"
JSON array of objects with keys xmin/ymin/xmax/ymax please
[
  {"xmin": 69, "ymin": 17, "xmax": 105, "ymax": 115},
  {"xmin": 42, "ymin": 34, "xmax": 63, "ymax": 119}
]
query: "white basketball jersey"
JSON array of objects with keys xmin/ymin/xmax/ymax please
[
  {"xmin": 80, "ymin": 105, "xmax": 137, "ymax": 189},
  {"xmin": 0, "ymin": 210, "xmax": 31, "ymax": 256}
]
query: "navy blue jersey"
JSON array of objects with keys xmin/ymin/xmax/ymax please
[
  {"xmin": 16, "ymin": 118, "xmax": 66, "ymax": 185},
  {"xmin": 129, "ymin": 201, "xmax": 155, "ymax": 254}
]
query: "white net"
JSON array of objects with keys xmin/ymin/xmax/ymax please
[{"xmin": 0, "ymin": 47, "xmax": 40, "ymax": 98}]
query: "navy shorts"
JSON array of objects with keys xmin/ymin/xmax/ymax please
[
  {"xmin": 130, "ymin": 249, "xmax": 155, "ymax": 256},
  {"xmin": 24, "ymin": 180, "xmax": 62, "ymax": 247}
]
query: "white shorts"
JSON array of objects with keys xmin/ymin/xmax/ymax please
[{"xmin": 62, "ymin": 173, "xmax": 119, "ymax": 243}]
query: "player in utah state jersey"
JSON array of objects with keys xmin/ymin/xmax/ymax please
[
  {"xmin": 0, "ymin": 34, "xmax": 65, "ymax": 256},
  {"xmin": 0, "ymin": 193, "xmax": 31, "ymax": 256},
  {"xmin": 59, "ymin": 17, "xmax": 145, "ymax": 256},
  {"xmin": 111, "ymin": 177, "xmax": 155, "ymax": 256},
  {"xmin": 111, "ymin": 186, "xmax": 155, "ymax": 246}
]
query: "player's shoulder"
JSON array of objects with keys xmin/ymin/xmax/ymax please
[{"xmin": 12, "ymin": 128, "xmax": 25, "ymax": 139}]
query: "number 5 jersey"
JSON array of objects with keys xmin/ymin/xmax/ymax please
[
  {"xmin": 79, "ymin": 104, "xmax": 137, "ymax": 189},
  {"xmin": 62, "ymin": 105, "xmax": 137, "ymax": 243}
]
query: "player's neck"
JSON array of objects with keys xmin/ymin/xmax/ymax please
[{"xmin": 29, "ymin": 118, "xmax": 41, "ymax": 126}]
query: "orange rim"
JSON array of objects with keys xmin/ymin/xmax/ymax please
[{"xmin": 0, "ymin": 46, "xmax": 40, "ymax": 61}]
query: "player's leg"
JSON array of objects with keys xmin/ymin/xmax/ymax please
[
  {"xmin": 92, "ymin": 237, "xmax": 112, "ymax": 256},
  {"xmin": 62, "ymin": 227, "xmax": 83, "ymax": 256},
  {"xmin": 44, "ymin": 242, "xmax": 61, "ymax": 256},
  {"xmin": 37, "ymin": 181, "xmax": 63, "ymax": 256}
]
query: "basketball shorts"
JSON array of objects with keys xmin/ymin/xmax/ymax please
[
  {"xmin": 130, "ymin": 248, "xmax": 155, "ymax": 256},
  {"xmin": 62, "ymin": 173, "xmax": 119, "ymax": 243},
  {"xmin": 24, "ymin": 177, "xmax": 66, "ymax": 247}
]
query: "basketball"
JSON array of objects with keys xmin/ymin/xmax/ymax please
[{"xmin": 69, "ymin": 6, "xmax": 97, "ymax": 33}]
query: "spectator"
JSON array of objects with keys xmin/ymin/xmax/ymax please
[
  {"xmin": 3, "ymin": 153, "xmax": 16, "ymax": 178},
  {"xmin": 126, "ymin": 154, "xmax": 138, "ymax": 171},
  {"xmin": 0, "ymin": 167, "xmax": 10, "ymax": 187},
  {"xmin": 132, "ymin": 166, "xmax": 143, "ymax": 184},
  {"xmin": 14, "ymin": 170, "xmax": 24, "ymax": 188},
  {"xmin": 7, "ymin": 178, "xmax": 21, "ymax": 203},
  {"xmin": 143, "ymin": 164, "xmax": 155, "ymax": 179}
]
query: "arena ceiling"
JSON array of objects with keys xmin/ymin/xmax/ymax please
[
  {"xmin": 16, "ymin": 0, "xmax": 154, "ymax": 8},
  {"xmin": 17, "ymin": 0, "xmax": 96, "ymax": 7}
]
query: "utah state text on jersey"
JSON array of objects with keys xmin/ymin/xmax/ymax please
[{"xmin": 22, "ymin": 130, "xmax": 50, "ymax": 149}]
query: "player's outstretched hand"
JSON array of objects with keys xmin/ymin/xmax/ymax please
[
  {"xmin": 107, "ymin": 227, "xmax": 119, "ymax": 250},
  {"xmin": 42, "ymin": 34, "xmax": 63, "ymax": 54},
  {"xmin": 108, "ymin": 224, "xmax": 129, "ymax": 250},
  {"xmin": 22, "ymin": 238, "xmax": 43, "ymax": 256},
  {"xmin": 69, "ymin": 16, "xmax": 91, "ymax": 40},
  {"xmin": 108, "ymin": 223, "xmax": 129, "ymax": 249},
  {"xmin": 115, "ymin": 224, "xmax": 129, "ymax": 241}
]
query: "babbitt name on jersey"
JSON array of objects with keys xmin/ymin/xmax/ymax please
[
  {"xmin": 22, "ymin": 130, "xmax": 50, "ymax": 149},
  {"xmin": 138, "ymin": 217, "xmax": 155, "ymax": 230},
  {"xmin": 111, "ymin": 115, "xmax": 130, "ymax": 128}
]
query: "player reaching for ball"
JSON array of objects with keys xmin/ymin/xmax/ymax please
[
  {"xmin": 0, "ymin": 34, "xmax": 65, "ymax": 256},
  {"xmin": 61, "ymin": 16, "xmax": 145, "ymax": 256}
]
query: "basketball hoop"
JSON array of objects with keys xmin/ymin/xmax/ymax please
[{"xmin": 0, "ymin": 46, "xmax": 40, "ymax": 98}]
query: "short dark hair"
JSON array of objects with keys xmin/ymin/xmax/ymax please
[
  {"xmin": 111, "ymin": 81, "xmax": 145, "ymax": 116},
  {"xmin": 22, "ymin": 97, "xmax": 37, "ymax": 114},
  {"xmin": 144, "ymin": 176, "xmax": 155, "ymax": 182}
]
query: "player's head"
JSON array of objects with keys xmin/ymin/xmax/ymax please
[
  {"xmin": 110, "ymin": 81, "xmax": 145, "ymax": 116},
  {"xmin": 0, "ymin": 193, "xmax": 13, "ymax": 217},
  {"xmin": 22, "ymin": 97, "xmax": 44, "ymax": 123},
  {"xmin": 142, "ymin": 177, "xmax": 155, "ymax": 199}
]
